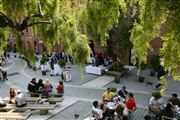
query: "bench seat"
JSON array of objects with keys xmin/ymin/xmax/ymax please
[
  {"xmin": 27, "ymin": 92, "xmax": 63, "ymax": 97},
  {"xmin": 3, "ymin": 97, "xmax": 63, "ymax": 104},
  {"xmin": 0, "ymin": 104, "xmax": 56, "ymax": 115},
  {"xmin": 0, "ymin": 112, "xmax": 31, "ymax": 120}
]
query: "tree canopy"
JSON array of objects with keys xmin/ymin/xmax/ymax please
[
  {"xmin": 0, "ymin": 0, "xmax": 179, "ymax": 79},
  {"xmin": 130, "ymin": 0, "xmax": 180, "ymax": 80}
]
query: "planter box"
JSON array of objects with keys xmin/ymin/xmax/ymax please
[
  {"xmin": 114, "ymin": 75, "xmax": 120, "ymax": 83},
  {"xmin": 150, "ymin": 71, "xmax": 156, "ymax": 76},
  {"xmin": 138, "ymin": 77, "xmax": 144, "ymax": 82},
  {"xmin": 42, "ymin": 71, "xmax": 46, "ymax": 76}
]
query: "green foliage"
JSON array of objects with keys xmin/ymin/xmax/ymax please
[
  {"xmin": 40, "ymin": 55, "xmax": 48, "ymax": 65},
  {"xmin": 86, "ymin": 0, "xmax": 127, "ymax": 44},
  {"xmin": 110, "ymin": 87, "xmax": 117, "ymax": 93},
  {"xmin": 152, "ymin": 91, "xmax": 162, "ymax": 98},
  {"xmin": 160, "ymin": 76, "xmax": 166, "ymax": 96},
  {"xmin": 58, "ymin": 60, "xmax": 66, "ymax": 68},
  {"xmin": 130, "ymin": 0, "xmax": 180, "ymax": 80},
  {"xmin": 0, "ymin": 28, "xmax": 9, "ymax": 55},
  {"xmin": 112, "ymin": 61, "xmax": 124, "ymax": 72}
]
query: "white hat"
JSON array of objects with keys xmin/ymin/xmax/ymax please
[{"xmin": 17, "ymin": 89, "xmax": 21, "ymax": 93}]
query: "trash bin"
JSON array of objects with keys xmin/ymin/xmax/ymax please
[{"xmin": 62, "ymin": 70, "xmax": 71, "ymax": 81}]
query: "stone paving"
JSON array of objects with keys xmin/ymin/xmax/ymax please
[{"xmin": 0, "ymin": 53, "xmax": 180, "ymax": 120}]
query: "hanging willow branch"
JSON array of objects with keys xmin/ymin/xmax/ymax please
[{"xmin": 0, "ymin": 1, "xmax": 51, "ymax": 31}]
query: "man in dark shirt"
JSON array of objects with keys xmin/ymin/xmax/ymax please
[
  {"xmin": 168, "ymin": 93, "xmax": 180, "ymax": 107},
  {"xmin": 27, "ymin": 78, "xmax": 37, "ymax": 93},
  {"xmin": 118, "ymin": 86, "xmax": 128, "ymax": 100}
]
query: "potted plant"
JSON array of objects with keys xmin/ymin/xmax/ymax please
[
  {"xmin": 58, "ymin": 60, "xmax": 66, "ymax": 69},
  {"xmin": 110, "ymin": 87, "xmax": 117, "ymax": 93},
  {"xmin": 137, "ymin": 62, "xmax": 147, "ymax": 82},
  {"xmin": 112, "ymin": 61, "xmax": 124, "ymax": 83},
  {"xmin": 150, "ymin": 54, "xmax": 160, "ymax": 76},
  {"xmin": 40, "ymin": 55, "xmax": 48, "ymax": 75}
]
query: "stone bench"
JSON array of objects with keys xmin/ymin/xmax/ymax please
[
  {"xmin": 3, "ymin": 97, "xmax": 63, "ymax": 104},
  {"xmin": 27, "ymin": 92, "xmax": 63, "ymax": 97},
  {"xmin": 0, "ymin": 112, "xmax": 31, "ymax": 120},
  {"xmin": 0, "ymin": 104, "xmax": 56, "ymax": 115}
]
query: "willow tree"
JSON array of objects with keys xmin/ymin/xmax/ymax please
[
  {"xmin": 0, "ymin": 0, "xmax": 91, "ymax": 64},
  {"xmin": 130, "ymin": 0, "xmax": 180, "ymax": 94}
]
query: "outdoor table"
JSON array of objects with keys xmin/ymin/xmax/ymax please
[{"xmin": 84, "ymin": 116, "xmax": 96, "ymax": 120}]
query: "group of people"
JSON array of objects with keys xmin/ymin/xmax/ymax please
[
  {"xmin": 91, "ymin": 86, "xmax": 136, "ymax": 120},
  {"xmin": 148, "ymin": 92, "xmax": 180, "ymax": 119},
  {"xmin": 27, "ymin": 78, "xmax": 64, "ymax": 104},
  {"xmin": 0, "ymin": 88, "xmax": 27, "ymax": 107},
  {"xmin": 27, "ymin": 78, "xmax": 64, "ymax": 103},
  {"xmin": 27, "ymin": 78, "xmax": 64, "ymax": 95},
  {"xmin": 88, "ymin": 53, "xmax": 113, "ymax": 67}
]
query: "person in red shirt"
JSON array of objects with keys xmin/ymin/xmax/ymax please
[
  {"xmin": 56, "ymin": 81, "xmax": 64, "ymax": 94},
  {"xmin": 123, "ymin": 92, "xmax": 137, "ymax": 116},
  {"xmin": 115, "ymin": 92, "xmax": 137, "ymax": 118}
]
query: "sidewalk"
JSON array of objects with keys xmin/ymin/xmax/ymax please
[{"xmin": 0, "ymin": 57, "xmax": 180, "ymax": 120}]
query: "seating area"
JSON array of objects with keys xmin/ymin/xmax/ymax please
[
  {"xmin": 3, "ymin": 96, "xmax": 63, "ymax": 104},
  {"xmin": 0, "ymin": 104, "xmax": 56, "ymax": 115},
  {"xmin": 0, "ymin": 112, "xmax": 31, "ymax": 120}
]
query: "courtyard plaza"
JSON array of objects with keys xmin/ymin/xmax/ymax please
[{"xmin": 0, "ymin": 53, "xmax": 180, "ymax": 120}]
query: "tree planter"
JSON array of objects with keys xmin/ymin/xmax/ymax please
[
  {"xmin": 138, "ymin": 76, "xmax": 144, "ymax": 82},
  {"xmin": 42, "ymin": 71, "xmax": 46, "ymax": 76},
  {"xmin": 150, "ymin": 71, "xmax": 156, "ymax": 76},
  {"xmin": 33, "ymin": 67, "xmax": 37, "ymax": 71},
  {"xmin": 114, "ymin": 75, "xmax": 120, "ymax": 83}
]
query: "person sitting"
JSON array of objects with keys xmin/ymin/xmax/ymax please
[
  {"xmin": 56, "ymin": 81, "xmax": 64, "ymax": 95},
  {"xmin": 102, "ymin": 88, "xmax": 114, "ymax": 103},
  {"xmin": 168, "ymin": 93, "xmax": 180, "ymax": 107},
  {"xmin": 148, "ymin": 92, "xmax": 163, "ymax": 118},
  {"xmin": 36, "ymin": 79, "xmax": 44, "ymax": 93},
  {"xmin": 160, "ymin": 103, "xmax": 175, "ymax": 119},
  {"xmin": 92, "ymin": 101, "xmax": 105, "ymax": 120},
  {"xmin": 118, "ymin": 86, "xmax": 128, "ymax": 100},
  {"xmin": 36, "ymin": 88, "xmax": 49, "ymax": 104},
  {"xmin": 115, "ymin": 92, "xmax": 137, "ymax": 119},
  {"xmin": 44, "ymin": 80, "xmax": 53, "ymax": 93},
  {"xmin": 14, "ymin": 89, "xmax": 27, "ymax": 107},
  {"xmin": 0, "ymin": 100, "xmax": 6, "ymax": 107},
  {"xmin": 27, "ymin": 78, "xmax": 37, "ymax": 93},
  {"xmin": 9, "ymin": 88, "xmax": 16, "ymax": 104}
]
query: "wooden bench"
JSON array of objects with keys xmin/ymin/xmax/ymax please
[
  {"xmin": 0, "ymin": 112, "xmax": 31, "ymax": 120},
  {"xmin": 3, "ymin": 97, "xmax": 63, "ymax": 104},
  {"xmin": 0, "ymin": 104, "xmax": 56, "ymax": 115}
]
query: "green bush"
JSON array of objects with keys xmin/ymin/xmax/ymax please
[
  {"xmin": 58, "ymin": 60, "xmax": 66, "ymax": 68},
  {"xmin": 112, "ymin": 61, "xmax": 124, "ymax": 72},
  {"xmin": 40, "ymin": 56, "xmax": 48, "ymax": 65},
  {"xmin": 110, "ymin": 87, "xmax": 117, "ymax": 93}
]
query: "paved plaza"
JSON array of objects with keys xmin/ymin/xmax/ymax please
[{"xmin": 0, "ymin": 53, "xmax": 180, "ymax": 120}]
